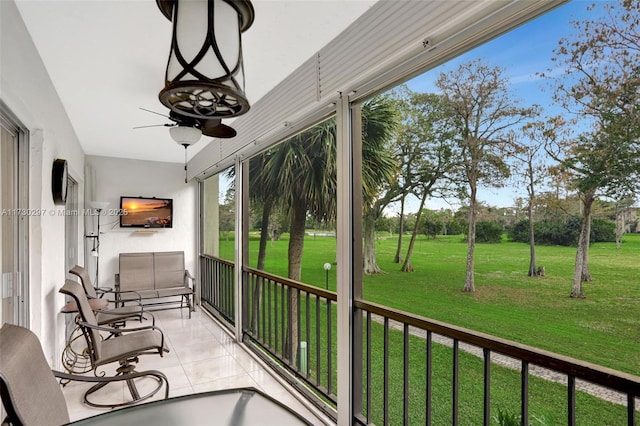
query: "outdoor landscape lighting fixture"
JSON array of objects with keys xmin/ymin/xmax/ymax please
[
  {"xmin": 157, "ymin": 0, "xmax": 254, "ymax": 120},
  {"xmin": 323, "ymin": 262, "xmax": 331, "ymax": 290}
]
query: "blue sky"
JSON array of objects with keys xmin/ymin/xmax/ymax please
[
  {"xmin": 219, "ymin": 2, "xmax": 613, "ymax": 212},
  {"xmin": 391, "ymin": 0, "xmax": 605, "ymax": 212},
  {"xmin": 407, "ymin": 1, "xmax": 595, "ymax": 114}
]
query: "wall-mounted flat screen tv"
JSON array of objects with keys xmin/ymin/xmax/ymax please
[{"xmin": 120, "ymin": 196, "xmax": 173, "ymax": 228}]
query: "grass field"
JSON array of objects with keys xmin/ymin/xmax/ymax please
[
  {"xmin": 228, "ymin": 232, "xmax": 640, "ymax": 375},
  {"xmin": 218, "ymin": 232, "xmax": 640, "ymax": 424},
  {"xmin": 363, "ymin": 319, "xmax": 635, "ymax": 425},
  {"xmin": 366, "ymin": 234, "xmax": 640, "ymax": 376}
]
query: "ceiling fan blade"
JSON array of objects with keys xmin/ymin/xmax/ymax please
[
  {"xmin": 137, "ymin": 109, "xmax": 235, "ymax": 137},
  {"xmin": 132, "ymin": 123, "xmax": 175, "ymax": 129},
  {"xmin": 169, "ymin": 110, "xmax": 198, "ymax": 126},
  {"xmin": 139, "ymin": 107, "xmax": 171, "ymax": 119},
  {"xmin": 201, "ymin": 120, "xmax": 237, "ymax": 138}
]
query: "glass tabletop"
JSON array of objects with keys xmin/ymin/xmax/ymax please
[{"xmin": 68, "ymin": 387, "xmax": 313, "ymax": 426}]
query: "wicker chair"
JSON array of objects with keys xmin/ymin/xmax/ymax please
[
  {"xmin": 59, "ymin": 279, "xmax": 170, "ymax": 408},
  {"xmin": 0, "ymin": 323, "xmax": 169, "ymax": 425}
]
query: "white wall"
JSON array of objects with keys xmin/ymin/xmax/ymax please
[
  {"xmin": 86, "ymin": 156, "xmax": 197, "ymax": 286},
  {"xmin": 0, "ymin": 1, "xmax": 197, "ymax": 366},
  {"xmin": 1, "ymin": 0, "xmax": 85, "ymax": 364}
]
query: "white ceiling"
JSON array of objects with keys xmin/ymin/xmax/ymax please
[{"xmin": 14, "ymin": 0, "xmax": 377, "ymax": 163}]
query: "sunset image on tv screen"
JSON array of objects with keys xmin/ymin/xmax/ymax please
[{"xmin": 121, "ymin": 198, "xmax": 172, "ymax": 227}]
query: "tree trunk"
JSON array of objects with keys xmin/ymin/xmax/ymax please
[
  {"xmin": 251, "ymin": 200, "xmax": 273, "ymax": 331},
  {"xmin": 463, "ymin": 186, "xmax": 477, "ymax": 292},
  {"xmin": 527, "ymin": 197, "xmax": 537, "ymax": 277},
  {"xmin": 257, "ymin": 200, "xmax": 272, "ymax": 270},
  {"xmin": 393, "ymin": 195, "xmax": 406, "ymax": 263},
  {"xmin": 528, "ymin": 211, "xmax": 537, "ymax": 276},
  {"xmin": 581, "ymin": 206, "xmax": 592, "ymax": 283},
  {"xmin": 571, "ymin": 240, "xmax": 586, "ymax": 298},
  {"xmin": 285, "ymin": 199, "xmax": 306, "ymax": 363},
  {"xmin": 363, "ymin": 206, "xmax": 385, "ymax": 275},
  {"xmin": 615, "ymin": 206, "xmax": 624, "ymax": 250},
  {"xmin": 571, "ymin": 191, "xmax": 594, "ymax": 298},
  {"xmin": 401, "ymin": 191, "xmax": 428, "ymax": 272}
]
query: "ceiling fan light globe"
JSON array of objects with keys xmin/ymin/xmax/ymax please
[{"xmin": 170, "ymin": 125, "xmax": 202, "ymax": 146}]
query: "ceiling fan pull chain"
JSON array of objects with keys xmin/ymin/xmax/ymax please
[{"xmin": 184, "ymin": 144, "xmax": 188, "ymax": 184}]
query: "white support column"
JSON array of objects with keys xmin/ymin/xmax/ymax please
[
  {"xmin": 196, "ymin": 181, "xmax": 202, "ymax": 307},
  {"xmin": 233, "ymin": 157, "xmax": 247, "ymax": 342},
  {"xmin": 336, "ymin": 94, "xmax": 363, "ymax": 425}
]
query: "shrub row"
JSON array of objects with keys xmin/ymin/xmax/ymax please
[{"xmin": 508, "ymin": 216, "xmax": 616, "ymax": 246}]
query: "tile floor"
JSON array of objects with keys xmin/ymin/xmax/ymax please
[{"xmin": 61, "ymin": 308, "xmax": 330, "ymax": 424}]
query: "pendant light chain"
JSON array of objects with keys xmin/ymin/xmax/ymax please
[{"xmin": 184, "ymin": 144, "xmax": 188, "ymax": 184}]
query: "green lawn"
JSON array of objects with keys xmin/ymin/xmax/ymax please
[
  {"xmin": 217, "ymin": 232, "xmax": 639, "ymax": 424},
  {"xmin": 366, "ymin": 234, "xmax": 640, "ymax": 376},
  {"xmin": 235, "ymin": 232, "xmax": 640, "ymax": 375},
  {"xmin": 363, "ymin": 319, "xmax": 634, "ymax": 425}
]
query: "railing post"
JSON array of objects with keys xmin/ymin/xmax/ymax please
[
  {"xmin": 568, "ymin": 375, "xmax": 576, "ymax": 426},
  {"xmin": 452, "ymin": 339, "xmax": 459, "ymax": 426},
  {"xmin": 483, "ymin": 348, "xmax": 491, "ymax": 426},
  {"xmin": 426, "ymin": 330, "xmax": 432, "ymax": 426},
  {"xmin": 521, "ymin": 360, "xmax": 529, "ymax": 425},
  {"xmin": 403, "ymin": 324, "xmax": 409, "ymax": 425}
]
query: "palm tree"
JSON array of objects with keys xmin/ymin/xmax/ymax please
[
  {"xmin": 248, "ymin": 152, "xmax": 279, "ymax": 271},
  {"xmin": 255, "ymin": 120, "xmax": 334, "ymax": 361},
  {"xmin": 360, "ymin": 97, "xmax": 400, "ymax": 274},
  {"xmin": 254, "ymin": 95, "xmax": 399, "ymax": 280},
  {"xmin": 250, "ymin": 95, "xmax": 399, "ymax": 360}
]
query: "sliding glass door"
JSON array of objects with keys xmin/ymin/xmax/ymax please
[{"xmin": 0, "ymin": 105, "xmax": 29, "ymax": 327}]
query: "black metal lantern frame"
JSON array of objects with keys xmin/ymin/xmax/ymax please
[{"xmin": 157, "ymin": 0, "xmax": 254, "ymax": 120}]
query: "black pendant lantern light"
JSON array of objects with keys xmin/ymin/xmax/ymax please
[{"xmin": 156, "ymin": 0, "xmax": 254, "ymax": 120}]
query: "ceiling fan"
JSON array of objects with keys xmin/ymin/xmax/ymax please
[
  {"xmin": 134, "ymin": 108, "xmax": 237, "ymax": 143},
  {"xmin": 135, "ymin": 108, "xmax": 237, "ymax": 183}
]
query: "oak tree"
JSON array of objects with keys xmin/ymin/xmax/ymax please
[
  {"xmin": 548, "ymin": 0, "xmax": 640, "ymax": 297},
  {"xmin": 436, "ymin": 59, "xmax": 534, "ymax": 292}
]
